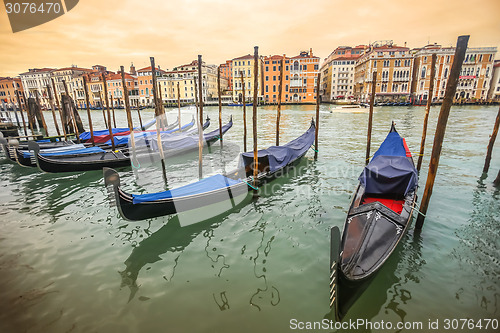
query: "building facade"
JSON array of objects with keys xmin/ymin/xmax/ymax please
[
  {"xmin": 411, "ymin": 44, "xmax": 497, "ymax": 103},
  {"xmin": 19, "ymin": 68, "xmax": 54, "ymax": 108},
  {"xmin": 231, "ymin": 54, "xmax": 264, "ymax": 102},
  {"xmin": 320, "ymin": 45, "xmax": 367, "ymax": 102},
  {"xmin": 137, "ymin": 66, "xmax": 166, "ymax": 106},
  {"xmin": 0, "ymin": 77, "xmax": 25, "ymax": 108},
  {"xmin": 288, "ymin": 49, "xmax": 320, "ymax": 103},
  {"xmin": 219, "ymin": 60, "xmax": 232, "ymax": 93},
  {"xmin": 263, "ymin": 55, "xmax": 290, "ymax": 104},
  {"xmin": 487, "ymin": 60, "xmax": 500, "ymax": 101},
  {"xmin": 354, "ymin": 41, "xmax": 413, "ymax": 102}
]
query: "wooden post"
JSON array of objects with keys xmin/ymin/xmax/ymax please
[
  {"xmin": 276, "ymin": 55, "xmax": 284, "ymax": 146},
  {"xmin": 98, "ymin": 90, "xmax": 108, "ymax": 128},
  {"xmin": 149, "ymin": 58, "xmax": 168, "ymax": 183},
  {"xmin": 482, "ymin": 105, "xmax": 500, "ymax": 174},
  {"xmin": 121, "ymin": 66, "xmax": 138, "ymax": 162},
  {"xmin": 82, "ymin": 76, "xmax": 95, "ymax": 145},
  {"xmin": 34, "ymin": 91, "xmax": 49, "ymax": 136},
  {"xmin": 15, "ymin": 90, "xmax": 28, "ymax": 136},
  {"xmin": 494, "ymin": 169, "xmax": 500, "ymax": 187},
  {"xmin": 314, "ymin": 72, "xmax": 321, "ymax": 160},
  {"xmin": 110, "ymin": 95, "xmax": 117, "ymax": 128},
  {"xmin": 218, "ymin": 66, "xmax": 223, "ymax": 146},
  {"xmin": 101, "ymin": 73, "xmax": 115, "ymax": 150},
  {"xmin": 63, "ymin": 79, "xmax": 82, "ymax": 142},
  {"xmin": 198, "ymin": 55, "xmax": 204, "ymax": 179},
  {"xmin": 415, "ymin": 35, "xmax": 469, "ymax": 230},
  {"xmin": 21, "ymin": 92, "xmax": 36, "ymax": 136},
  {"xmin": 241, "ymin": 71, "xmax": 247, "ymax": 151},
  {"xmin": 252, "ymin": 46, "xmax": 259, "ymax": 192},
  {"xmin": 51, "ymin": 78, "xmax": 66, "ymax": 140},
  {"xmin": 46, "ymin": 84, "xmax": 61, "ymax": 137},
  {"xmin": 177, "ymin": 82, "xmax": 181, "ymax": 130},
  {"xmin": 366, "ymin": 71, "xmax": 377, "ymax": 165},
  {"xmin": 417, "ymin": 54, "xmax": 437, "ymax": 171}
]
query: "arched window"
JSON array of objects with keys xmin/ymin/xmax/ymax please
[
  {"xmin": 443, "ymin": 68, "xmax": 448, "ymax": 79},
  {"xmin": 421, "ymin": 66, "xmax": 426, "ymax": 78},
  {"xmin": 293, "ymin": 61, "xmax": 299, "ymax": 71}
]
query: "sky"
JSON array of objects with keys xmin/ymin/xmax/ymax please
[{"xmin": 1, "ymin": 0, "xmax": 499, "ymax": 77}]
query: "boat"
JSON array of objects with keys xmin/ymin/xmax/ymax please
[
  {"xmin": 28, "ymin": 118, "xmax": 230, "ymax": 173},
  {"xmin": 228, "ymin": 102, "xmax": 253, "ymax": 106},
  {"xmin": 104, "ymin": 119, "xmax": 316, "ymax": 221},
  {"xmin": 329, "ymin": 122, "xmax": 418, "ymax": 321},
  {"xmin": 0, "ymin": 116, "xmax": 19, "ymax": 137},
  {"xmin": 79, "ymin": 117, "xmax": 159, "ymax": 142}
]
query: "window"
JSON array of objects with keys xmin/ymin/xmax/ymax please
[
  {"xmin": 273, "ymin": 66, "xmax": 276, "ymax": 71},
  {"xmin": 293, "ymin": 61, "xmax": 299, "ymax": 71},
  {"xmin": 265, "ymin": 66, "xmax": 269, "ymax": 71},
  {"xmin": 265, "ymin": 76, "xmax": 269, "ymax": 81},
  {"xmin": 273, "ymin": 76, "xmax": 276, "ymax": 81},
  {"xmin": 420, "ymin": 81, "xmax": 424, "ymax": 90},
  {"xmin": 383, "ymin": 60, "xmax": 390, "ymax": 67},
  {"xmin": 273, "ymin": 85, "xmax": 276, "ymax": 92},
  {"xmin": 314, "ymin": 64, "xmax": 319, "ymax": 70},
  {"xmin": 265, "ymin": 86, "xmax": 268, "ymax": 92},
  {"xmin": 424, "ymin": 56, "xmax": 427, "ymax": 63},
  {"xmin": 421, "ymin": 66, "xmax": 426, "ymax": 78}
]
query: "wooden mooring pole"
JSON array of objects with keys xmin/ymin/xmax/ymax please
[
  {"xmin": 241, "ymin": 71, "xmax": 247, "ymax": 152},
  {"xmin": 51, "ymin": 78, "xmax": 66, "ymax": 140},
  {"xmin": 46, "ymin": 84, "xmax": 61, "ymax": 137},
  {"xmin": 62, "ymin": 79, "xmax": 82, "ymax": 143},
  {"xmin": 110, "ymin": 95, "xmax": 117, "ymax": 128},
  {"xmin": 34, "ymin": 90, "xmax": 49, "ymax": 136},
  {"xmin": 366, "ymin": 71, "xmax": 377, "ymax": 165},
  {"xmin": 218, "ymin": 66, "xmax": 223, "ymax": 147},
  {"xmin": 198, "ymin": 55, "xmax": 204, "ymax": 180},
  {"xmin": 82, "ymin": 76, "xmax": 95, "ymax": 145},
  {"xmin": 252, "ymin": 46, "xmax": 259, "ymax": 195},
  {"xmin": 276, "ymin": 55, "xmax": 284, "ymax": 146},
  {"xmin": 15, "ymin": 90, "xmax": 28, "ymax": 136},
  {"xmin": 101, "ymin": 73, "xmax": 115, "ymax": 150},
  {"xmin": 417, "ymin": 54, "xmax": 437, "ymax": 172},
  {"xmin": 482, "ymin": 105, "xmax": 500, "ymax": 174},
  {"xmin": 314, "ymin": 71, "xmax": 321, "ymax": 160},
  {"xmin": 415, "ymin": 35, "xmax": 469, "ymax": 230},
  {"xmin": 177, "ymin": 82, "xmax": 181, "ymax": 130},
  {"xmin": 494, "ymin": 169, "xmax": 500, "ymax": 187},
  {"xmin": 149, "ymin": 57, "xmax": 168, "ymax": 184}
]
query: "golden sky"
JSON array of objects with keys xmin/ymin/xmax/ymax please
[{"xmin": 1, "ymin": 0, "xmax": 499, "ymax": 77}]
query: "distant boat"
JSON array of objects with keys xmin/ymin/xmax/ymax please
[{"xmin": 227, "ymin": 103, "xmax": 253, "ymax": 107}]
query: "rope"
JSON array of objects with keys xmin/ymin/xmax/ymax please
[
  {"xmin": 130, "ymin": 157, "xmax": 141, "ymax": 169},
  {"xmin": 412, "ymin": 201, "xmax": 426, "ymax": 217},
  {"xmin": 243, "ymin": 178, "xmax": 258, "ymax": 190},
  {"xmin": 311, "ymin": 145, "xmax": 318, "ymax": 153},
  {"xmin": 215, "ymin": 135, "xmax": 223, "ymax": 141}
]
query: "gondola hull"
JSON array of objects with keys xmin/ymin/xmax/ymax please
[{"xmin": 35, "ymin": 151, "xmax": 131, "ymax": 173}]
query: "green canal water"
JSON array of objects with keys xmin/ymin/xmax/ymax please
[{"xmin": 0, "ymin": 104, "xmax": 499, "ymax": 332}]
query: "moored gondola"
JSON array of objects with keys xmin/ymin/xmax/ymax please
[
  {"xmin": 104, "ymin": 120, "xmax": 316, "ymax": 221},
  {"xmin": 330, "ymin": 122, "xmax": 418, "ymax": 321},
  {"xmin": 29, "ymin": 117, "xmax": 231, "ymax": 173}
]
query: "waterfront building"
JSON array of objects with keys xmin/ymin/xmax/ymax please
[
  {"xmin": 157, "ymin": 60, "xmax": 228, "ymax": 104},
  {"xmin": 487, "ymin": 60, "xmax": 500, "ymax": 101},
  {"xmin": 72, "ymin": 65, "xmax": 114, "ymax": 108},
  {"xmin": 137, "ymin": 66, "xmax": 166, "ymax": 106},
  {"xmin": 320, "ymin": 45, "xmax": 367, "ymax": 102},
  {"xmin": 288, "ymin": 49, "xmax": 320, "ymax": 103},
  {"xmin": 354, "ymin": 41, "xmax": 413, "ymax": 103},
  {"xmin": 262, "ymin": 54, "xmax": 290, "ymax": 104},
  {"xmin": 19, "ymin": 68, "xmax": 54, "ymax": 108},
  {"xmin": 0, "ymin": 77, "xmax": 25, "ymax": 109},
  {"xmin": 105, "ymin": 72, "xmax": 139, "ymax": 107},
  {"xmin": 219, "ymin": 60, "xmax": 232, "ymax": 93},
  {"xmin": 231, "ymin": 54, "xmax": 264, "ymax": 102},
  {"xmin": 52, "ymin": 66, "xmax": 92, "ymax": 105},
  {"xmin": 411, "ymin": 43, "xmax": 497, "ymax": 103}
]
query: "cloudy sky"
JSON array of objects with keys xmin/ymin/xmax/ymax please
[{"xmin": 1, "ymin": 0, "xmax": 499, "ymax": 77}]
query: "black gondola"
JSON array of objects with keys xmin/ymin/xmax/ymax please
[
  {"xmin": 29, "ymin": 118, "xmax": 232, "ymax": 173},
  {"xmin": 330, "ymin": 123, "xmax": 418, "ymax": 320},
  {"xmin": 104, "ymin": 120, "xmax": 316, "ymax": 221}
]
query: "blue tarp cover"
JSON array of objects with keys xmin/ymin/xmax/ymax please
[
  {"xmin": 21, "ymin": 144, "xmax": 86, "ymax": 158},
  {"xmin": 239, "ymin": 122, "xmax": 315, "ymax": 173},
  {"xmin": 359, "ymin": 130, "xmax": 418, "ymax": 196},
  {"xmin": 136, "ymin": 120, "xmax": 230, "ymax": 152},
  {"xmin": 40, "ymin": 146, "xmax": 106, "ymax": 157},
  {"xmin": 132, "ymin": 174, "xmax": 242, "ymax": 204},
  {"xmin": 106, "ymin": 119, "xmax": 195, "ymax": 146},
  {"xmin": 79, "ymin": 118, "xmax": 157, "ymax": 140}
]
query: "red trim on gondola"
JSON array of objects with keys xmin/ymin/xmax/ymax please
[
  {"xmin": 362, "ymin": 197, "xmax": 405, "ymax": 214},
  {"xmin": 402, "ymin": 138, "xmax": 412, "ymax": 157}
]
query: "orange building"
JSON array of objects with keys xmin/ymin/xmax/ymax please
[
  {"xmin": 263, "ymin": 55, "xmax": 290, "ymax": 104},
  {"xmin": 106, "ymin": 72, "xmax": 138, "ymax": 107},
  {"xmin": 137, "ymin": 66, "xmax": 166, "ymax": 106},
  {"xmin": 219, "ymin": 60, "xmax": 232, "ymax": 92},
  {"xmin": 288, "ymin": 49, "xmax": 320, "ymax": 103},
  {"xmin": 0, "ymin": 77, "xmax": 25, "ymax": 109},
  {"xmin": 354, "ymin": 41, "xmax": 413, "ymax": 102}
]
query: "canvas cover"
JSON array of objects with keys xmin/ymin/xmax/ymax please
[
  {"xmin": 79, "ymin": 118, "xmax": 157, "ymax": 141},
  {"xmin": 21, "ymin": 144, "xmax": 87, "ymax": 158},
  {"xmin": 239, "ymin": 122, "xmax": 315, "ymax": 173},
  {"xmin": 359, "ymin": 130, "xmax": 417, "ymax": 196},
  {"xmin": 132, "ymin": 174, "xmax": 242, "ymax": 204}
]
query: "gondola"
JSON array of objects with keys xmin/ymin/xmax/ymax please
[
  {"xmin": 29, "ymin": 117, "xmax": 231, "ymax": 173},
  {"xmin": 104, "ymin": 119, "xmax": 316, "ymax": 221},
  {"xmin": 11, "ymin": 117, "xmax": 207, "ymax": 168},
  {"xmin": 79, "ymin": 117, "xmax": 159, "ymax": 142},
  {"xmin": 329, "ymin": 122, "xmax": 418, "ymax": 321}
]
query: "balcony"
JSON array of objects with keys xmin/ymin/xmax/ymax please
[{"xmin": 290, "ymin": 79, "xmax": 303, "ymax": 88}]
